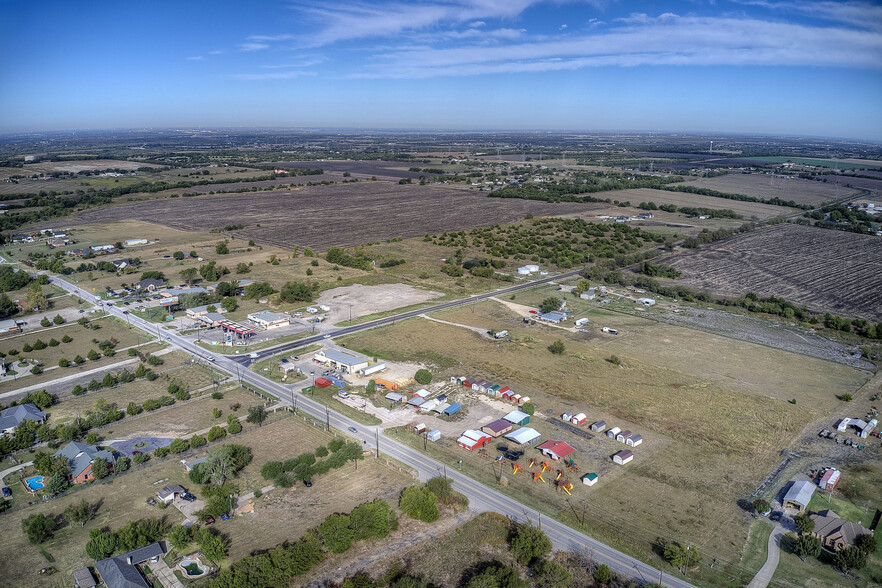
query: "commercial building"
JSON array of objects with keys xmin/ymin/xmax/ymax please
[
  {"xmin": 247, "ymin": 310, "xmax": 290, "ymax": 329},
  {"xmin": 315, "ymin": 349, "xmax": 370, "ymax": 374}
]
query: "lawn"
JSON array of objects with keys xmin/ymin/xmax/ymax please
[
  {"xmin": 340, "ymin": 309, "xmax": 869, "ymax": 586},
  {"xmin": 248, "ymin": 355, "xmax": 306, "ymax": 384},
  {"xmin": 0, "ymin": 453, "xmax": 190, "ymax": 587},
  {"xmin": 99, "ymin": 385, "xmax": 260, "ymax": 440},
  {"xmin": 807, "ymin": 493, "xmax": 876, "ymax": 527},
  {"xmin": 203, "ymin": 414, "xmax": 417, "ymax": 562},
  {"xmin": 47, "ymin": 364, "xmax": 223, "ymax": 425},
  {"xmin": 771, "ymin": 533, "xmax": 882, "ymax": 588},
  {"xmin": 301, "ymin": 383, "xmax": 382, "ymax": 426}
]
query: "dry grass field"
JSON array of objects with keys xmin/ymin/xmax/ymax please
[
  {"xmin": 340, "ymin": 306, "xmax": 869, "ymax": 577},
  {"xmin": 682, "ymin": 173, "xmax": 859, "ymax": 205},
  {"xmin": 601, "ymin": 187, "xmax": 797, "ymax": 219},
  {"xmin": 655, "ymin": 223, "xmax": 882, "ymax": 321},
  {"xmin": 61, "ymin": 182, "xmax": 607, "ymax": 250}
]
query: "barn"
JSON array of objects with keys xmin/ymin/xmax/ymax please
[
  {"xmin": 504, "ymin": 410, "xmax": 531, "ymax": 426},
  {"xmin": 537, "ymin": 440, "xmax": 576, "ymax": 461},
  {"xmin": 482, "ymin": 419, "xmax": 513, "ymax": 437},
  {"xmin": 783, "ymin": 481, "xmax": 816, "ymax": 511},
  {"xmin": 571, "ymin": 413, "xmax": 587, "ymax": 425},
  {"xmin": 612, "ymin": 450, "xmax": 634, "ymax": 465},
  {"xmin": 504, "ymin": 427, "xmax": 541, "ymax": 446},
  {"xmin": 457, "ymin": 430, "xmax": 491, "ymax": 450}
]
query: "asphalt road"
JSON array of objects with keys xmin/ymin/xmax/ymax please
[{"xmin": 48, "ymin": 275, "xmax": 694, "ymax": 588}]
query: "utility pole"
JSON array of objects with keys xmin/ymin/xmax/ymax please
[
  {"xmin": 375, "ymin": 429, "xmax": 379, "ymax": 458},
  {"xmin": 684, "ymin": 542, "xmax": 693, "ymax": 576},
  {"xmin": 325, "ymin": 406, "xmax": 329, "ymax": 431}
]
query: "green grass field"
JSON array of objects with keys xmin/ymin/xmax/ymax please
[{"xmin": 743, "ymin": 156, "xmax": 882, "ymax": 170}]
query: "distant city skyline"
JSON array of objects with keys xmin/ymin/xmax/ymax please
[{"xmin": 1, "ymin": 0, "xmax": 881, "ymax": 140}]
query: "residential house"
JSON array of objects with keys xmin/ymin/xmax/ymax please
[
  {"xmin": 54, "ymin": 441, "xmax": 115, "ymax": 484},
  {"xmin": 0, "ymin": 403, "xmax": 46, "ymax": 436},
  {"xmin": 810, "ymin": 510, "xmax": 871, "ymax": 552},
  {"xmin": 94, "ymin": 542, "xmax": 163, "ymax": 588},
  {"xmin": 135, "ymin": 278, "xmax": 164, "ymax": 292},
  {"xmin": 156, "ymin": 484, "xmax": 186, "ymax": 505},
  {"xmin": 47, "ymin": 236, "xmax": 70, "ymax": 247}
]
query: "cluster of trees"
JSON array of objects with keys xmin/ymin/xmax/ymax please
[
  {"xmin": 431, "ymin": 217, "xmax": 665, "ymax": 271},
  {"xmin": 490, "ymin": 171, "xmax": 683, "ymax": 203},
  {"xmin": 806, "ymin": 203, "xmax": 879, "ymax": 234},
  {"xmin": 85, "ymin": 518, "xmax": 166, "ymax": 559},
  {"xmin": 635, "ymin": 261, "xmax": 682, "ymax": 279},
  {"xmin": 636, "ymin": 201, "xmax": 741, "ymax": 219},
  {"xmin": 378, "ymin": 258, "xmax": 405, "ymax": 268},
  {"xmin": 188, "ymin": 444, "xmax": 252, "ymax": 488},
  {"xmin": 656, "ymin": 538, "xmax": 701, "ymax": 574},
  {"xmin": 260, "ymin": 438, "xmax": 363, "ymax": 487},
  {"xmin": 168, "ymin": 524, "xmax": 230, "ymax": 561},
  {"xmin": 662, "ymin": 184, "xmax": 813, "ymax": 210},
  {"xmin": 0, "ymin": 264, "xmax": 33, "ymax": 292},
  {"xmin": 325, "ymin": 247, "xmax": 374, "ymax": 271},
  {"xmin": 278, "ymin": 280, "xmax": 314, "ymax": 303},
  {"xmin": 209, "ymin": 499, "xmax": 393, "ymax": 587}
]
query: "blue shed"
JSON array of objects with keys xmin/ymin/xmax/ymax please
[
  {"xmin": 327, "ymin": 376, "xmax": 348, "ymax": 388},
  {"xmin": 443, "ymin": 403, "xmax": 461, "ymax": 416}
]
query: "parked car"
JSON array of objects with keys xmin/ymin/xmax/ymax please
[
  {"xmin": 303, "ymin": 480, "xmax": 313, "ymax": 487},
  {"xmin": 220, "ymin": 513, "xmax": 230, "ymax": 521},
  {"xmin": 2, "ymin": 487, "xmax": 11, "ymax": 497},
  {"xmin": 770, "ymin": 511, "xmax": 783, "ymax": 521},
  {"xmin": 290, "ymin": 355, "xmax": 299, "ymax": 360},
  {"xmin": 203, "ymin": 515, "xmax": 215, "ymax": 524},
  {"xmin": 181, "ymin": 492, "xmax": 196, "ymax": 502}
]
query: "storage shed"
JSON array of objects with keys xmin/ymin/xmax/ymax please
[
  {"xmin": 612, "ymin": 450, "xmax": 634, "ymax": 465},
  {"xmin": 519, "ymin": 396, "xmax": 530, "ymax": 405},
  {"xmin": 407, "ymin": 396, "xmax": 425, "ymax": 407},
  {"xmin": 616, "ymin": 430, "xmax": 633, "ymax": 443},
  {"xmin": 413, "ymin": 388, "xmax": 430, "ymax": 398},
  {"xmin": 626, "ymin": 434, "xmax": 643, "ymax": 447},
  {"xmin": 562, "ymin": 411, "xmax": 574, "ymax": 422},
  {"xmin": 498, "ymin": 386, "xmax": 512, "ymax": 399},
  {"xmin": 538, "ymin": 440, "xmax": 576, "ymax": 461},
  {"xmin": 581, "ymin": 472, "xmax": 599, "ymax": 486},
  {"xmin": 504, "ymin": 410, "xmax": 531, "ymax": 426},
  {"xmin": 606, "ymin": 426, "xmax": 622, "ymax": 439},
  {"xmin": 420, "ymin": 399, "xmax": 440, "ymax": 413},
  {"xmin": 590, "ymin": 420, "xmax": 607, "ymax": 433},
  {"xmin": 444, "ymin": 403, "xmax": 461, "ymax": 416},
  {"xmin": 427, "ymin": 429, "xmax": 441, "ymax": 442},
  {"xmin": 385, "ymin": 392, "xmax": 406, "ymax": 404},
  {"xmin": 482, "ymin": 419, "xmax": 514, "ymax": 437},
  {"xmin": 314, "ymin": 377, "xmax": 332, "ymax": 388},
  {"xmin": 783, "ymin": 480, "xmax": 816, "ymax": 511},
  {"xmin": 819, "ymin": 468, "xmax": 840, "ymax": 491},
  {"xmin": 571, "ymin": 413, "xmax": 587, "ymax": 425},
  {"xmin": 503, "ymin": 427, "xmax": 540, "ymax": 446}
]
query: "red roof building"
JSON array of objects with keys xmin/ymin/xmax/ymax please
[
  {"xmin": 537, "ymin": 440, "xmax": 576, "ymax": 461},
  {"xmin": 314, "ymin": 377, "xmax": 332, "ymax": 388}
]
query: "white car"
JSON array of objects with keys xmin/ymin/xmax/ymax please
[{"xmin": 249, "ymin": 353, "xmax": 260, "ymax": 359}]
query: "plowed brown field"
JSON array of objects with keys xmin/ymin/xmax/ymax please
[{"xmin": 656, "ymin": 223, "xmax": 882, "ymax": 321}]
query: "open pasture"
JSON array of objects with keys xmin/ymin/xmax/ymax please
[
  {"xmin": 601, "ymin": 187, "xmax": 796, "ymax": 219},
  {"xmin": 656, "ymin": 223, "xmax": 882, "ymax": 321},
  {"xmin": 63, "ymin": 182, "xmax": 606, "ymax": 250},
  {"xmin": 682, "ymin": 172, "xmax": 859, "ymax": 205}
]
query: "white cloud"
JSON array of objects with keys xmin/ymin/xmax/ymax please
[
  {"xmin": 209, "ymin": 50, "xmax": 225, "ymax": 55},
  {"xmin": 239, "ymin": 42, "xmax": 270, "ymax": 52},
  {"xmin": 186, "ymin": 56, "xmax": 204, "ymax": 61},
  {"xmin": 559, "ymin": 23, "xmax": 568, "ymax": 30},
  {"xmin": 230, "ymin": 70, "xmax": 318, "ymax": 80},
  {"xmin": 353, "ymin": 15, "xmax": 882, "ymax": 78},
  {"xmin": 731, "ymin": 1, "xmax": 882, "ymax": 30}
]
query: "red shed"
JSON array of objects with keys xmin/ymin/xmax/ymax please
[{"xmin": 314, "ymin": 377, "xmax": 332, "ymax": 388}]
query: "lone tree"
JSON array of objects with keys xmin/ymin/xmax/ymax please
[
  {"xmin": 247, "ymin": 405, "xmax": 267, "ymax": 427},
  {"xmin": 414, "ymin": 369, "xmax": 432, "ymax": 385},
  {"xmin": 547, "ymin": 340, "xmax": 565, "ymax": 355},
  {"xmin": 752, "ymin": 498, "xmax": 770, "ymax": 514},
  {"xmin": 593, "ymin": 564, "xmax": 613, "ymax": 585},
  {"xmin": 794, "ymin": 513, "xmax": 814, "ymax": 534},
  {"xmin": 539, "ymin": 297, "xmax": 561, "ymax": 313},
  {"xmin": 22, "ymin": 513, "xmax": 57, "ymax": 544},
  {"xmin": 510, "ymin": 524, "xmax": 552, "ymax": 565},
  {"xmin": 793, "ymin": 534, "xmax": 822, "ymax": 562},
  {"xmin": 835, "ymin": 545, "xmax": 867, "ymax": 575},
  {"xmin": 64, "ymin": 498, "xmax": 93, "ymax": 527}
]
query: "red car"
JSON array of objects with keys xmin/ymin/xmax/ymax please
[
  {"xmin": 529, "ymin": 310, "xmax": 538, "ymax": 314},
  {"xmin": 203, "ymin": 516, "xmax": 215, "ymax": 525}
]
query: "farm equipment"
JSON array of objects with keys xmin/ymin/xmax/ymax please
[
  {"xmin": 540, "ymin": 461, "xmax": 550, "ymax": 473},
  {"xmin": 512, "ymin": 463, "xmax": 522, "ymax": 475},
  {"xmin": 531, "ymin": 472, "xmax": 546, "ymax": 483}
]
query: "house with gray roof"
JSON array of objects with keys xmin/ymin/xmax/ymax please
[
  {"xmin": 54, "ymin": 441, "xmax": 115, "ymax": 484},
  {"xmin": 0, "ymin": 403, "xmax": 46, "ymax": 436},
  {"xmin": 810, "ymin": 510, "xmax": 871, "ymax": 551},
  {"xmin": 135, "ymin": 278, "xmax": 164, "ymax": 291},
  {"xmin": 94, "ymin": 542, "xmax": 164, "ymax": 588},
  {"xmin": 156, "ymin": 484, "xmax": 186, "ymax": 504}
]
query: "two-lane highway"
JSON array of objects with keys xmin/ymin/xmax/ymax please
[{"xmin": 47, "ymin": 275, "xmax": 693, "ymax": 588}]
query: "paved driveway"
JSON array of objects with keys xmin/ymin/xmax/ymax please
[{"xmin": 109, "ymin": 437, "xmax": 173, "ymax": 457}]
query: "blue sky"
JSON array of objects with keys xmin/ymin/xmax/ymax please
[{"xmin": 1, "ymin": 0, "xmax": 881, "ymax": 139}]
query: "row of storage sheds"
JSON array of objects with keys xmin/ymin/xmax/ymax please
[
  {"xmin": 562, "ymin": 412, "xmax": 607, "ymax": 434},
  {"xmin": 450, "ymin": 376, "xmax": 530, "ymax": 405},
  {"xmin": 606, "ymin": 427, "xmax": 643, "ymax": 447}
]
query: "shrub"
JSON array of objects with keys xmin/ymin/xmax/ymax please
[
  {"xmin": 319, "ymin": 513, "xmax": 354, "ymax": 553},
  {"xmin": 48, "ymin": 338, "xmax": 59, "ymax": 347},
  {"xmin": 61, "ymin": 334, "xmax": 72, "ymax": 343},
  {"xmin": 510, "ymin": 524, "xmax": 552, "ymax": 565},
  {"xmin": 146, "ymin": 355, "xmax": 163, "ymax": 366},
  {"xmin": 22, "ymin": 514, "xmax": 57, "ymax": 544},
  {"xmin": 547, "ymin": 340, "xmax": 565, "ymax": 355},
  {"xmin": 213, "ymin": 408, "xmax": 221, "ymax": 419},
  {"xmin": 33, "ymin": 339, "xmax": 47, "ymax": 350},
  {"xmin": 593, "ymin": 564, "xmax": 612, "ymax": 585},
  {"xmin": 189, "ymin": 434, "xmax": 207, "ymax": 449},
  {"xmin": 206, "ymin": 426, "xmax": 226, "ymax": 442},
  {"xmin": 154, "ymin": 447, "xmax": 170, "ymax": 458},
  {"xmin": 133, "ymin": 453, "xmax": 150, "ymax": 465},
  {"xmin": 211, "ymin": 391, "xmax": 224, "ymax": 400},
  {"xmin": 71, "ymin": 384, "xmax": 86, "ymax": 396},
  {"xmin": 399, "ymin": 486, "xmax": 439, "ymax": 523},
  {"xmin": 168, "ymin": 438, "xmax": 189, "ymax": 453},
  {"xmin": 414, "ymin": 369, "xmax": 432, "ymax": 385},
  {"xmin": 261, "ymin": 461, "xmax": 284, "ymax": 480},
  {"xmin": 227, "ymin": 419, "xmax": 242, "ymax": 434},
  {"xmin": 41, "ymin": 317, "xmax": 51, "ymax": 327}
]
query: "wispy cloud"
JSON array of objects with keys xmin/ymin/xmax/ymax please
[
  {"xmin": 186, "ymin": 56, "xmax": 204, "ymax": 61},
  {"xmin": 259, "ymin": 57, "xmax": 325, "ymax": 69},
  {"xmin": 208, "ymin": 50, "xmax": 225, "ymax": 55},
  {"xmin": 352, "ymin": 14, "xmax": 882, "ymax": 78},
  {"xmin": 230, "ymin": 70, "xmax": 318, "ymax": 80},
  {"xmin": 731, "ymin": 0, "xmax": 882, "ymax": 30},
  {"xmin": 239, "ymin": 42, "xmax": 270, "ymax": 52}
]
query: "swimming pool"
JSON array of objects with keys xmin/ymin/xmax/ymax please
[{"xmin": 25, "ymin": 475, "xmax": 44, "ymax": 491}]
